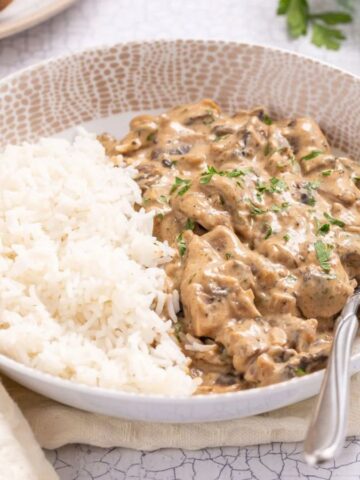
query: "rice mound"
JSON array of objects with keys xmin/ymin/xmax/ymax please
[{"xmin": 0, "ymin": 131, "xmax": 197, "ymax": 396}]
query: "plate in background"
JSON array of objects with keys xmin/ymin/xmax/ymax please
[
  {"xmin": 0, "ymin": 0, "xmax": 78, "ymax": 40},
  {"xmin": 0, "ymin": 40, "xmax": 360, "ymax": 422}
]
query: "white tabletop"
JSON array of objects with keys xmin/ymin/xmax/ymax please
[{"xmin": 2, "ymin": 0, "xmax": 360, "ymax": 478}]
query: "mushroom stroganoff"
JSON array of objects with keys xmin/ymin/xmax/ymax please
[{"xmin": 99, "ymin": 99, "xmax": 360, "ymax": 394}]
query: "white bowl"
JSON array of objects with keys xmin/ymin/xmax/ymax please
[{"xmin": 0, "ymin": 40, "xmax": 360, "ymax": 422}]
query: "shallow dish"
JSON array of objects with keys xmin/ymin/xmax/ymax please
[{"xmin": 0, "ymin": 40, "xmax": 360, "ymax": 422}]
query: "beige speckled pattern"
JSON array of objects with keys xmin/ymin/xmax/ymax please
[{"xmin": 0, "ymin": 40, "xmax": 359, "ymax": 158}]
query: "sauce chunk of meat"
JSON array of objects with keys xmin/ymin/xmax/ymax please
[{"xmin": 99, "ymin": 99, "xmax": 359, "ymax": 393}]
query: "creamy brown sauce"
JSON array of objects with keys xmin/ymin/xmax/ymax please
[{"xmin": 99, "ymin": 99, "xmax": 360, "ymax": 394}]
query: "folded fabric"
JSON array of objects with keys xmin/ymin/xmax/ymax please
[
  {"xmin": 0, "ymin": 381, "xmax": 57, "ymax": 480},
  {"xmin": 4, "ymin": 374, "xmax": 360, "ymax": 452}
]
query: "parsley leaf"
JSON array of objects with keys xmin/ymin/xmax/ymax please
[
  {"xmin": 276, "ymin": 0, "xmax": 351, "ymax": 50},
  {"xmin": 301, "ymin": 150, "xmax": 323, "ymax": 161},
  {"xmin": 310, "ymin": 11, "xmax": 352, "ymax": 25},
  {"xmin": 262, "ymin": 114, "xmax": 273, "ymax": 125},
  {"xmin": 264, "ymin": 224, "xmax": 273, "ymax": 239},
  {"xmin": 312, "ymin": 23, "xmax": 346, "ymax": 50},
  {"xmin": 256, "ymin": 177, "xmax": 287, "ymax": 195},
  {"xmin": 287, "ymin": 0, "xmax": 309, "ymax": 38},
  {"xmin": 176, "ymin": 233, "xmax": 187, "ymax": 257},
  {"xmin": 314, "ymin": 240, "xmax": 332, "ymax": 272},
  {"xmin": 283, "ymin": 233, "xmax": 290, "ymax": 242},
  {"xmin": 295, "ymin": 367, "xmax": 306, "ymax": 377},
  {"xmin": 324, "ymin": 212, "xmax": 345, "ymax": 228},
  {"xmin": 200, "ymin": 166, "xmax": 246, "ymax": 184},
  {"xmin": 170, "ymin": 177, "xmax": 191, "ymax": 196},
  {"xmin": 322, "ymin": 169, "xmax": 333, "ymax": 176},
  {"xmin": 318, "ymin": 223, "xmax": 330, "ymax": 235},
  {"xmin": 185, "ymin": 218, "xmax": 195, "ymax": 231},
  {"xmin": 249, "ymin": 201, "xmax": 267, "ymax": 216},
  {"xmin": 277, "ymin": 0, "xmax": 290, "ymax": 15},
  {"xmin": 225, "ymin": 252, "xmax": 232, "ymax": 260}
]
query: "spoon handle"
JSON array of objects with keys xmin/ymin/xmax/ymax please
[{"xmin": 304, "ymin": 294, "xmax": 360, "ymax": 465}]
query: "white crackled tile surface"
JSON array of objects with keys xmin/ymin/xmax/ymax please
[{"xmin": 1, "ymin": 0, "xmax": 360, "ymax": 478}]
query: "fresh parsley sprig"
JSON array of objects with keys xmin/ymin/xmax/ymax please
[
  {"xmin": 277, "ymin": 0, "xmax": 353, "ymax": 50},
  {"xmin": 314, "ymin": 240, "xmax": 332, "ymax": 272}
]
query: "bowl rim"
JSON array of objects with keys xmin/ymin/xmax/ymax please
[{"xmin": 0, "ymin": 39, "xmax": 359, "ymax": 404}]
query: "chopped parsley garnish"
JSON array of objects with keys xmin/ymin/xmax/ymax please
[
  {"xmin": 225, "ymin": 253, "xmax": 232, "ymax": 260},
  {"xmin": 176, "ymin": 233, "xmax": 187, "ymax": 257},
  {"xmin": 249, "ymin": 201, "xmax": 267, "ymax": 216},
  {"xmin": 200, "ymin": 166, "xmax": 246, "ymax": 185},
  {"xmin": 353, "ymin": 175, "xmax": 360, "ymax": 184},
  {"xmin": 213, "ymin": 134, "xmax": 230, "ymax": 142},
  {"xmin": 173, "ymin": 322, "xmax": 183, "ymax": 340},
  {"xmin": 256, "ymin": 177, "xmax": 287, "ymax": 195},
  {"xmin": 264, "ymin": 224, "xmax": 273, "ymax": 239},
  {"xmin": 262, "ymin": 114, "xmax": 273, "ymax": 125},
  {"xmin": 318, "ymin": 223, "xmax": 330, "ymax": 235},
  {"xmin": 264, "ymin": 143, "xmax": 272, "ymax": 157},
  {"xmin": 294, "ymin": 367, "xmax": 306, "ymax": 377},
  {"xmin": 170, "ymin": 177, "xmax": 191, "ymax": 196},
  {"xmin": 146, "ymin": 132, "xmax": 157, "ymax": 142},
  {"xmin": 184, "ymin": 218, "xmax": 195, "ymax": 231},
  {"xmin": 283, "ymin": 233, "xmax": 290, "ymax": 242},
  {"xmin": 301, "ymin": 181, "xmax": 318, "ymax": 206},
  {"xmin": 301, "ymin": 150, "xmax": 323, "ymax": 161},
  {"xmin": 155, "ymin": 213, "xmax": 164, "ymax": 221},
  {"xmin": 271, "ymin": 202, "xmax": 290, "ymax": 212},
  {"xmin": 314, "ymin": 240, "xmax": 332, "ymax": 273},
  {"xmin": 324, "ymin": 212, "xmax": 345, "ymax": 228},
  {"xmin": 159, "ymin": 195, "xmax": 169, "ymax": 204},
  {"xmin": 322, "ymin": 169, "xmax": 333, "ymax": 177}
]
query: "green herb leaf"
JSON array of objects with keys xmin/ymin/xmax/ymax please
[
  {"xmin": 185, "ymin": 218, "xmax": 195, "ymax": 231},
  {"xmin": 264, "ymin": 224, "xmax": 273, "ymax": 239},
  {"xmin": 156, "ymin": 213, "xmax": 164, "ymax": 221},
  {"xmin": 177, "ymin": 233, "xmax": 187, "ymax": 257},
  {"xmin": 262, "ymin": 114, "xmax": 273, "ymax": 125},
  {"xmin": 287, "ymin": 0, "xmax": 309, "ymax": 38},
  {"xmin": 225, "ymin": 252, "xmax": 232, "ymax": 260},
  {"xmin": 314, "ymin": 240, "xmax": 332, "ymax": 272},
  {"xmin": 277, "ymin": 0, "xmax": 291, "ymax": 15},
  {"xmin": 170, "ymin": 177, "xmax": 191, "ymax": 195},
  {"xmin": 283, "ymin": 233, "xmax": 290, "ymax": 242},
  {"xmin": 312, "ymin": 23, "xmax": 345, "ymax": 50},
  {"xmin": 271, "ymin": 202, "xmax": 290, "ymax": 212},
  {"xmin": 146, "ymin": 132, "xmax": 156, "ymax": 142},
  {"xmin": 324, "ymin": 212, "xmax": 345, "ymax": 228},
  {"xmin": 310, "ymin": 11, "xmax": 352, "ymax": 25},
  {"xmin": 322, "ymin": 169, "xmax": 333, "ymax": 176},
  {"xmin": 301, "ymin": 150, "xmax": 323, "ymax": 161},
  {"xmin": 159, "ymin": 195, "xmax": 169, "ymax": 203},
  {"xmin": 256, "ymin": 177, "xmax": 287, "ymax": 195},
  {"xmin": 318, "ymin": 223, "xmax": 330, "ymax": 235},
  {"xmin": 295, "ymin": 367, "xmax": 306, "ymax": 377},
  {"xmin": 200, "ymin": 166, "xmax": 219, "ymax": 184},
  {"xmin": 249, "ymin": 201, "xmax": 267, "ymax": 216}
]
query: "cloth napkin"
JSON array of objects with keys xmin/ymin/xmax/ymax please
[{"xmin": 3, "ymin": 374, "xmax": 360, "ymax": 479}]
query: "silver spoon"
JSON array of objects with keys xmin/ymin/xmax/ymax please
[{"xmin": 304, "ymin": 287, "xmax": 360, "ymax": 465}]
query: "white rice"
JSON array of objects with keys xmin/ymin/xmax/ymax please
[{"xmin": 0, "ymin": 131, "xmax": 197, "ymax": 396}]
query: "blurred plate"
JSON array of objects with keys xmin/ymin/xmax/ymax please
[{"xmin": 0, "ymin": 0, "xmax": 78, "ymax": 40}]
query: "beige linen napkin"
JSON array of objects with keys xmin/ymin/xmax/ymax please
[
  {"xmin": 3, "ymin": 374, "xmax": 360, "ymax": 452},
  {"xmin": 0, "ymin": 381, "xmax": 57, "ymax": 480}
]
